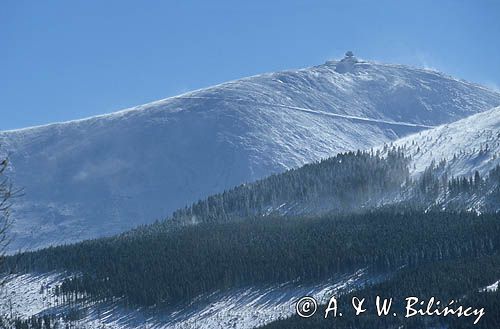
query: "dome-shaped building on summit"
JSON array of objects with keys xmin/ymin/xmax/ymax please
[{"xmin": 334, "ymin": 51, "xmax": 359, "ymax": 73}]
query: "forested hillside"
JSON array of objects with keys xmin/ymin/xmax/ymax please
[
  {"xmin": 2, "ymin": 149, "xmax": 500, "ymax": 329},
  {"xmin": 168, "ymin": 150, "xmax": 410, "ymax": 225},
  {"xmin": 5, "ymin": 210, "xmax": 500, "ymax": 309},
  {"xmin": 411, "ymin": 159, "xmax": 500, "ymax": 212},
  {"xmin": 261, "ymin": 254, "xmax": 500, "ymax": 329},
  {"xmin": 170, "ymin": 147, "xmax": 500, "ymax": 227}
]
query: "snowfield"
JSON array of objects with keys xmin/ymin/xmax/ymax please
[
  {"xmin": 2, "ymin": 56, "xmax": 500, "ymax": 252},
  {"xmin": 0, "ymin": 272, "xmax": 66, "ymax": 318},
  {"xmin": 0, "ymin": 270, "xmax": 380, "ymax": 329},
  {"xmin": 391, "ymin": 106, "xmax": 500, "ymax": 178}
]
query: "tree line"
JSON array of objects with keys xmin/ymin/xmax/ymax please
[
  {"xmin": 5, "ymin": 210, "xmax": 500, "ymax": 308},
  {"xmin": 166, "ymin": 150, "xmax": 410, "ymax": 225}
]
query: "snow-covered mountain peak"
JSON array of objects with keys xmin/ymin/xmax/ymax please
[
  {"xmin": 328, "ymin": 50, "xmax": 359, "ymax": 73},
  {"xmin": 2, "ymin": 58, "xmax": 496, "ymax": 135},
  {"xmin": 2, "ymin": 59, "xmax": 500, "ymax": 252}
]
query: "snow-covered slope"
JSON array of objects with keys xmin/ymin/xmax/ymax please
[
  {"xmin": 1, "ymin": 270, "xmax": 379, "ymax": 329},
  {"xmin": 391, "ymin": 106, "xmax": 500, "ymax": 178},
  {"xmin": 2, "ymin": 55, "xmax": 500, "ymax": 252}
]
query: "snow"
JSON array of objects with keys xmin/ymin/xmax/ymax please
[
  {"xmin": 0, "ymin": 272, "xmax": 66, "ymax": 318},
  {"xmin": 1, "ymin": 269, "xmax": 381, "ymax": 329},
  {"xmin": 1, "ymin": 58, "xmax": 500, "ymax": 252},
  {"xmin": 177, "ymin": 96, "xmax": 435, "ymax": 128},
  {"xmin": 388, "ymin": 106, "xmax": 500, "ymax": 178},
  {"xmin": 484, "ymin": 280, "xmax": 499, "ymax": 292},
  {"xmin": 480, "ymin": 279, "xmax": 499, "ymax": 293}
]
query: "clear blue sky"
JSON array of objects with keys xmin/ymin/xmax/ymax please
[{"xmin": 1, "ymin": 0, "xmax": 499, "ymax": 130}]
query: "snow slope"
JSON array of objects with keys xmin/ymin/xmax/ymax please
[
  {"xmin": 1, "ymin": 270, "xmax": 380, "ymax": 329},
  {"xmin": 390, "ymin": 106, "xmax": 500, "ymax": 178},
  {"xmin": 2, "ymin": 56, "xmax": 500, "ymax": 252}
]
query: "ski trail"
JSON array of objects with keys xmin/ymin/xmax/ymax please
[{"xmin": 175, "ymin": 96, "xmax": 435, "ymax": 129}]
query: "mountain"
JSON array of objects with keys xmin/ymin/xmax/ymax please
[{"xmin": 2, "ymin": 54, "xmax": 500, "ymax": 252}]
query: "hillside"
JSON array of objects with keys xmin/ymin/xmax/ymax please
[
  {"xmin": 4, "ymin": 211, "xmax": 500, "ymax": 329},
  {"xmin": 383, "ymin": 106, "xmax": 500, "ymax": 212},
  {"xmin": 2, "ymin": 55, "xmax": 500, "ymax": 252},
  {"xmin": 2, "ymin": 122, "xmax": 500, "ymax": 328},
  {"xmin": 391, "ymin": 105, "xmax": 500, "ymax": 178}
]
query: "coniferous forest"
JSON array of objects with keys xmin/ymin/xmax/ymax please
[
  {"xmin": 168, "ymin": 150, "xmax": 411, "ymax": 224},
  {"xmin": 5, "ymin": 211, "xmax": 500, "ymax": 308},
  {"xmin": 1, "ymin": 151, "xmax": 500, "ymax": 329},
  {"xmin": 261, "ymin": 255, "xmax": 500, "ymax": 329},
  {"xmin": 3, "ymin": 7, "xmax": 500, "ymax": 328}
]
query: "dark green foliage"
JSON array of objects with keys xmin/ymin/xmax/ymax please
[
  {"xmin": 261, "ymin": 255, "xmax": 500, "ymax": 329},
  {"xmin": 169, "ymin": 150, "xmax": 410, "ymax": 224},
  {"xmin": 448, "ymin": 171, "xmax": 482, "ymax": 196},
  {"xmin": 2, "ymin": 153, "xmax": 500, "ymax": 328},
  {"xmin": 415, "ymin": 162, "xmax": 500, "ymax": 211},
  {"xmin": 6, "ymin": 211, "xmax": 500, "ymax": 307},
  {"xmin": 160, "ymin": 152, "xmax": 499, "ymax": 227}
]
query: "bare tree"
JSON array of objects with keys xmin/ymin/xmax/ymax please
[{"xmin": 0, "ymin": 159, "xmax": 13, "ymax": 286}]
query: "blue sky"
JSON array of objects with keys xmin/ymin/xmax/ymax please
[{"xmin": 1, "ymin": 0, "xmax": 499, "ymax": 130}]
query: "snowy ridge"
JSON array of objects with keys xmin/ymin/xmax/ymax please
[
  {"xmin": 2, "ymin": 57, "xmax": 500, "ymax": 252},
  {"xmin": 389, "ymin": 106, "xmax": 500, "ymax": 178}
]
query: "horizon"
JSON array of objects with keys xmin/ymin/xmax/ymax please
[
  {"xmin": 2, "ymin": 0, "xmax": 500, "ymax": 130},
  {"xmin": 0, "ymin": 56, "xmax": 481, "ymax": 133}
]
